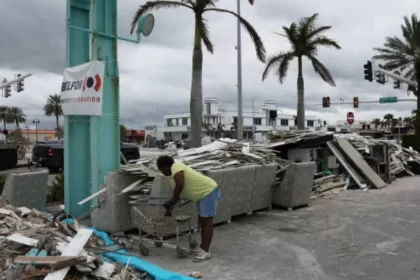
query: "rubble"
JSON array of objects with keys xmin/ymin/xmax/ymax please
[
  {"xmin": 0, "ymin": 200, "xmax": 149, "ymax": 280},
  {"xmin": 118, "ymin": 139, "xmax": 282, "ymax": 202}
]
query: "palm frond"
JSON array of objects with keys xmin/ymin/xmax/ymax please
[
  {"xmin": 282, "ymin": 23, "xmax": 298, "ymax": 47},
  {"xmin": 248, "ymin": 0, "xmax": 254, "ymax": 4},
  {"xmin": 306, "ymin": 25, "xmax": 332, "ymax": 39},
  {"xmin": 204, "ymin": 8, "xmax": 266, "ymax": 62},
  {"xmin": 309, "ymin": 35, "xmax": 341, "ymax": 50},
  {"xmin": 196, "ymin": 17, "xmax": 213, "ymax": 52},
  {"xmin": 276, "ymin": 52, "xmax": 294, "ymax": 83},
  {"xmin": 262, "ymin": 52, "xmax": 294, "ymax": 81},
  {"xmin": 308, "ymin": 55, "xmax": 336, "ymax": 86},
  {"xmin": 130, "ymin": 1, "xmax": 192, "ymax": 34},
  {"xmin": 298, "ymin": 13, "xmax": 319, "ymax": 38}
]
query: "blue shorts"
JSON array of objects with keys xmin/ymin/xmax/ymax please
[{"xmin": 196, "ymin": 187, "xmax": 221, "ymax": 218}]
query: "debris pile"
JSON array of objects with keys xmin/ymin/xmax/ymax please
[
  {"xmin": 0, "ymin": 200, "xmax": 147, "ymax": 279},
  {"xmin": 312, "ymin": 174, "xmax": 348, "ymax": 198},
  {"xmin": 118, "ymin": 139, "xmax": 282, "ymax": 201}
]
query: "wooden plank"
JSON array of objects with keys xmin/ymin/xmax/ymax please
[
  {"xmin": 14, "ymin": 256, "xmax": 78, "ymax": 265},
  {"xmin": 44, "ymin": 228, "xmax": 93, "ymax": 280},
  {"xmin": 119, "ymin": 179, "xmax": 144, "ymax": 194},
  {"xmin": 78, "ymin": 188, "xmax": 107, "ymax": 205},
  {"xmin": 336, "ymin": 138, "xmax": 387, "ymax": 189},
  {"xmin": 7, "ymin": 233, "xmax": 38, "ymax": 247}
]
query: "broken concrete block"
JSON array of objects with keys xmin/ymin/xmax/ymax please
[
  {"xmin": 1, "ymin": 171, "xmax": 48, "ymax": 210},
  {"xmin": 272, "ymin": 162, "xmax": 316, "ymax": 209},
  {"xmin": 91, "ymin": 172, "xmax": 139, "ymax": 233},
  {"xmin": 250, "ymin": 164, "xmax": 276, "ymax": 211}
]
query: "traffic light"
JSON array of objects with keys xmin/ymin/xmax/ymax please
[
  {"xmin": 4, "ymin": 85, "xmax": 11, "ymax": 98},
  {"xmin": 393, "ymin": 71, "xmax": 400, "ymax": 89},
  {"xmin": 16, "ymin": 74, "xmax": 23, "ymax": 92},
  {"xmin": 376, "ymin": 64, "xmax": 386, "ymax": 84},
  {"xmin": 363, "ymin": 60, "xmax": 373, "ymax": 82},
  {"xmin": 353, "ymin": 96, "xmax": 359, "ymax": 108},
  {"xmin": 322, "ymin": 97, "xmax": 330, "ymax": 108}
]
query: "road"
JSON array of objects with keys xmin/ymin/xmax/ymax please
[
  {"xmin": 0, "ymin": 147, "xmax": 167, "ymax": 186},
  {"xmin": 146, "ymin": 176, "xmax": 420, "ymax": 279}
]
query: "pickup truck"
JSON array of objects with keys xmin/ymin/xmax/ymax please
[{"xmin": 32, "ymin": 141, "xmax": 140, "ymax": 172}]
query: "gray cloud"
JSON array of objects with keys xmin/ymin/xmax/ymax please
[{"xmin": 0, "ymin": 0, "xmax": 417, "ymax": 130}]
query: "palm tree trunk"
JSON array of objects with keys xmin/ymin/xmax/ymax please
[
  {"xmin": 415, "ymin": 63, "xmax": 420, "ymax": 134},
  {"xmin": 55, "ymin": 114, "xmax": 59, "ymax": 129},
  {"xmin": 2, "ymin": 120, "xmax": 5, "ymax": 130},
  {"xmin": 189, "ymin": 23, "xmax": 204, "ymax": 147},
  {"xmin": 296, "ymin": 56, "xmax": 305, "ymax": 130}
]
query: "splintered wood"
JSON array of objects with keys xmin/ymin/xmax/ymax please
[{"xmin": 0, "ymin": 200, "xmax": 147, "ymax": 280}]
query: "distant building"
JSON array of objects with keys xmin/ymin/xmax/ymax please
[
  {"xmin": 11, "ymin": 129, "xmax": 57, "ymax": 143},
  {"xmin": 157, "ymin": 98, "xmax": 319, "ymax": 141}
]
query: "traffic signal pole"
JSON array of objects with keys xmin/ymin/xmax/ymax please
[
  {"xmin": 0, "ymin": 73, "xmax": 32, "ymax": 90},
  {"xmin": 315, "ymin": 98, "xmax": 416, "ymax": 106},
  {"xmin": 376, "ymin": 68, "xmax": 417, "ymax": 87}
]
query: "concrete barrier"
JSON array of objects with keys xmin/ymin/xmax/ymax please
[
  {"xmin": 91, "ymin": 171, "xmax": 139, "ymax": 233},
  {"xmin": 1, "ymin": 170, "xmax": 49, "ymax": 210}
]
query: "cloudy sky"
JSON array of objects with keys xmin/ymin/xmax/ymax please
[{"xmin": 0, "ymin": 0, "xmax": 418, "ymax": 129}]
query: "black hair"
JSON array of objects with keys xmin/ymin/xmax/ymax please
[{"xmin": 156, "ymin": 155, "xmax": 175, "ymax": 169}]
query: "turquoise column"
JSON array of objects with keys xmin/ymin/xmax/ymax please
[
  {"xmin": 89, "ymin": 0, "xmax": 120, "ymax": 209},
  {"xmin": 65, "ymin": 0, "xmax": 154, "ymax": 217},
  {"xmin": 65, "ymin": 0, "xmax": 92, "ymax": 217}
]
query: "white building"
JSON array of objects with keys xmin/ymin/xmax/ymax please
[{"xmin": 158, "ymin": 98, "xmax": 320, "ymax": 141}]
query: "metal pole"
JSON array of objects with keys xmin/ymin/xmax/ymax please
[
  {"xmin": 35, "ymin": 123, "xmax": 38, "ymax": 143},
  {"xmin": 252, "ymin": 98, "xmax": 255, "ymax": 142},
  {"xmin": 0, "ymin": 73, "xmax": 32, "ymax": 90},
  {"xmin": 236, "ymin": 0, "xmax": 243, "ymax": 140},
  {"xmin": 376, "ymin": 68, "xmax": 417, "ymax": 87}
]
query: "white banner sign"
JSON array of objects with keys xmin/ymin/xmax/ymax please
[{"xmin": 61, "ymin": 60, "xmax": 105, "ymax": 116}]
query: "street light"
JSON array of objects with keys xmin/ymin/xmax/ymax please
[
  {"xmin": 32, "ymin": 118, "xmax": 40, "ymax": 143},
  {"xmin": 236, "ymin": 0, "xmax": 243, "ymax": 141}
]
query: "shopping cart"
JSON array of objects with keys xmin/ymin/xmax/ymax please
[{"xmin": 131, "ymin": 197, "xmax": 198, "ymax": 259}]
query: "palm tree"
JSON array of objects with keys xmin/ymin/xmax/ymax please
[
  {"xmin": 202, "ymin": 123, "xmax": 214, "ymax": 137},
  {"xmin": 403, "ymin": 116, "xmax": 413, "ymax": 126},
  {"xmin": 43, "ymin": 94, "xmax": 63, "ymax": 129},
  {"xmin": 55, "ymin": 126, "xmax": 64, "ymax": 139},
  {"xmin": 262, "ymin": 13, "xmax": 341, "ymax": 129},
  {"xmin": 373, "ymin": 13, "xmax": 420, "ymax": 134},
  {"xmin": 0, "ymin": 106, "xmax": 12, "ymax": 130},
  {"xmin": 8, "ymin": 106, "xmax": 26, "ymax": 129},
  {"xmin": 216, "ymin": 122, "xmax": 225, "ymax": 138},
  {"xmin": 372, "ymin": 118, "xmax": 381, "ymax": 130},
  {"xmin": 391, "ymin": 118, "xmax": 399, "ymax": 128},
  {"xmin": 130, "ymin": 0, "xmax": 265, "ymax": 147},
  {"xmin": 384, "ymin": 113, "xmax": 394, "ymax": 128}
]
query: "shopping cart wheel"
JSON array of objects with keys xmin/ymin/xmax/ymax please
[
  {"xmin": 154, "ymin": 241, "xmax": 163, "ymax": 248},
  {"xmin": 177, "ymin": 248, "xmax": 188, "ymax": 259},
  {"xmin": 140, "ymin": 245, "xmax": 149, "ymax": 256},
  {"xmin": 189, "ymin": 240, "xmax": 198, "ymax": 250}
]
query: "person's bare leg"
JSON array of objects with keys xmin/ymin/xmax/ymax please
[{"xmin": 199, "ymin": 216, "xmax": 213, "ymax": 252}]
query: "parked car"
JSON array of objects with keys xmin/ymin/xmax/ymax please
[
  {"xmin": 32, "ymin": 141, "xmax": 140, "ymax": 172},
  {"xmin": 32, "ymin": 140, "xmax": 63, "ymax": 167}
]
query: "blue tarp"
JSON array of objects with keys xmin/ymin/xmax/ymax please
[{"xmin": 59, "ymin": 219, "xmax": 194, "ymax": 280}]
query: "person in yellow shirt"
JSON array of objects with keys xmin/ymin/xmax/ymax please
[{"xmin": 156, "ymin": 155, "xmax": 220, "ymax": 262}]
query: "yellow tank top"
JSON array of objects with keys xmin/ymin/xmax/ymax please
[{"xmin": 170, "ymin": 162, "xmax": 217, "ymax": 202}]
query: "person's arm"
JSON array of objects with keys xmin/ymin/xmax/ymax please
[{"xmin": 169, "ymin": 171, "xmax": 184, "ymax": 205}]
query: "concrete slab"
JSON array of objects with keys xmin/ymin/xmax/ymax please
[
  {"xmin": 1, "ymin": 170, "xmax": 49, "ymax": 210},
  {"xmin": 139, "ymin": 176, "xmax": 420, "ymax": 280},
  {"xmin": 250, "ymin": 164, "xmax": 276, "ymax": 211},
  {"xmin": 273, "ymin": 162, "xmax": 316, "ymax": 209}
]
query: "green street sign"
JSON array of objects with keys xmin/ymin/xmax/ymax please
[{"xmin": 379, "ymin": 97, "xmax": 397, "ymax": 103}]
